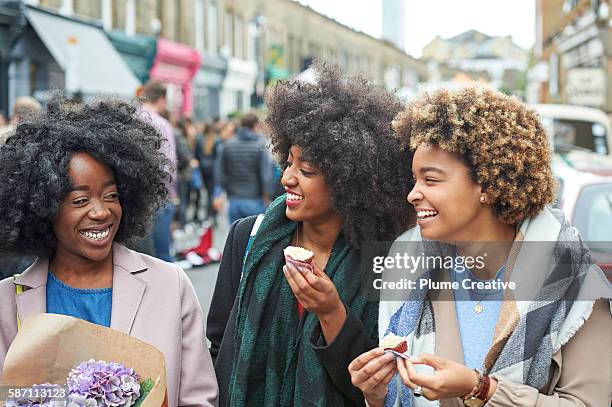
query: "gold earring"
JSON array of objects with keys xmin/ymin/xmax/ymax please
[{"xmin": 480, "ymin": 196, "xmax": 486, "ymax": 204}]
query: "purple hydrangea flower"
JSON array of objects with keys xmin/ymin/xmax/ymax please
[
  {"xmin": 66, "ymin": 394, "xmax": 97, "ymax": 407},
  {"xmin": 67, "ymin": 360, "xmax": 140, "ymax": 407}
]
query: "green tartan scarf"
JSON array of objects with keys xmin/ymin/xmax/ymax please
[{"xmin": 226, "ymin": 196, "xmax": 378, "ymax": 406}]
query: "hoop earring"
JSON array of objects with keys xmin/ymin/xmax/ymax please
[{"xmin": 480, "ymin": 196, "xmax": 486, "ymax": 204}]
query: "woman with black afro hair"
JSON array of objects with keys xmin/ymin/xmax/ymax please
[
  {"xmin": 207, "ymin": 62, "xmax": 415, "ymax": 406},
  {"xmin": 0, "ymin": 98, "xmax": 218, "ymax": 406}
]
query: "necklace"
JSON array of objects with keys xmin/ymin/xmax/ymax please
[
  {"xmin": 294, "ymin": 222, "xmax": 330, "ymax": 271},
  {"xmin": 451, "ymin": 267, "xmax": 503, "ymax": 314}
]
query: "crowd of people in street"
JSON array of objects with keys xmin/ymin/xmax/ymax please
[
  {"xmin": 130, "ymin": 81, "xmax": 283, "ymax": 266},
  {"xmin": 0, "ymin": 62, "xmax": 610, "ymax": 407}
]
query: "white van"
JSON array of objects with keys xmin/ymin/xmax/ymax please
[{"xmin": 530, "ymin": 104, "xmax": 612, "ymax": 156}]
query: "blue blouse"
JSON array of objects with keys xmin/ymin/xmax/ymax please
[
  {"xmin": 450, "ymin": 260, "xmax": 506, "ymax": 370},
  {"xmin": 46, "ymin": 272, "xmax": 112, "ymax": 327}
]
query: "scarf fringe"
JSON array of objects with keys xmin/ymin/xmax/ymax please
[{"xmin": 553, "ymin": 300, "xmax": 595, "ymax": 354}]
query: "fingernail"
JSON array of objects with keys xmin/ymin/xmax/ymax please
[{"xmin": 297, "ymin": 266, "xmax": 305, "ymax": 273}]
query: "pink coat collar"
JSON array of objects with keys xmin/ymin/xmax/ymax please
[{"xmin": 13, "ymin": 243, "xmax": 148, "ymax": 334}]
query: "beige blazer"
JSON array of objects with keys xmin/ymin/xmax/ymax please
[
  {"xmin": 0, "ymin": 243, "xmax": 218, "ymax": 407},
  {"xmin": 429, "ymin": 287, "xmax": 612, "ymax": 407}
]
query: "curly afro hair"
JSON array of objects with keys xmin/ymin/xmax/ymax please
[
  {"xmin": 393, "ymin": 87, "xmax": 556, "ymax": 224},
  {"xmin": 0, "ymin": 97, "xmax": 171, "ymax": 257},
  {"xmin": 265, "ymin": 62, "xmax": 415, "ymax": 248}
]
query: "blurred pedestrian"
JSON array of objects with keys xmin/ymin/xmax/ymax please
[
  {"xmin": 138, "ymin": 81, "xmax": 178, "ymax": 262},
  {"xmin": 0, "ymin": 96, "xmax": 41, "ymax": 280},
  {"xmin": 214, "ymin": 112, "xmax": 274, "ymax": 225},
  {"xmin": 0, "ymin": 96, "xmax": 41, "ymax": 144},
  {"xmin": 175, "ymin": 117, "xmax": 198, "ymax": 229},
  {"xmin": 195, "ymin": 122, "xmax": 222, "ymax": 223},
  {"xmin": 218, "ymin": 121, "xmax": 236, "ymax": 143},
  {"xmin": 0, "ymin": 112, "xmax": 6, "ymax": 127},
  {"xmin": 0, "ymin": 97, "xmax": 218, "ymax": 405}
]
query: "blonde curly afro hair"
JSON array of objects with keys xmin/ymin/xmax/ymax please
[{"xmin": 393, "ymin": 87, "xmax": 556, "ymax": 224}]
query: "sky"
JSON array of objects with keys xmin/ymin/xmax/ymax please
[{"xmin": 297, "ymin": 0, "xmax": 536, "ymax": 58}]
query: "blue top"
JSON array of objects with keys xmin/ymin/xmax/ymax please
[
  {"xmin": 449, "ymin": 259, "xmax": 506, "ymax": 370},
  {"xmin": 46, "ymin": 272, "xmax": 112, "ymax": 327}
]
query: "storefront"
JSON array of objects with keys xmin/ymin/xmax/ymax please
[
  {"xmin": 107, "ymin": 30, "xmax": 157, "ymax": 85},
  {"xmin": 554, "ymin": 7, "xmax": 611, "ymax": 112},
  {"xmin": 220, "ymin": 57, "xmax": 257, "ymax": 117},
  {"xmin": 149, "ymin": 38, "xmax": 200, "ymax": 116},
  {"xmin": 0, "ymin": 2, "xmax": 22, "ymax": 116},
  {"xmin": 194, "ymin": 53, "xmax": 226, "ymax": 121},
  {"xmin": 6, "ymin": 5, "xmax": 140, "ymax": 108}
]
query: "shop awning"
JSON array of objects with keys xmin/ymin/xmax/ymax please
[
  {"xmin": 107, "ymin": 30, "xmax": 157, "ymax": 84},
  {"xmin": 26, "ymin": 7, "xmax": 140, "ymax": 98}
]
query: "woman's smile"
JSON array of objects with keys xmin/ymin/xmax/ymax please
[
  {"xmin": 285, "ymin": 189, "xmax": 305, "ymax": 207},
  {"xmin": 78, "ymin": 223, "xmax": 114, "ymax": 246},
  {"xmin": 415, "ymin": 207, "xmax": 439, "ymax": 225}
]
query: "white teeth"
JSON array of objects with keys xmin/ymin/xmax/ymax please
[
  {"xmin": 287, "ymin": 193, "xmax": 304, "ymax": 201},
  {"xmin": 80, "ymin": 227, "xmax": 110, "ymax": 241},
  {"xmin": 417, "ymin": 210, "xmax": 438, "ymax": 219}
]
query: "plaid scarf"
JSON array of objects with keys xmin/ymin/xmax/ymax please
[
  {"xmin": 226, "ymin": 195, "xmax": 379, "ymax": 406},
  {"xmin": 381, "ymin": 207, "xmax": 612, "ymax": 407}
]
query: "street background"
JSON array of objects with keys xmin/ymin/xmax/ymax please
[
  {"xmin": 1, "ymin": 0, "xmax": 612, "ymax": 304},
  {"xmin": 179, "ymin": 215, "xmax": 229, "ymax": 321}
]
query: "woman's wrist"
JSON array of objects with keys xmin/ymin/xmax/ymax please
[
  {"xmin": 462, "ymin": 368, "xmax": 481, "ymax": 398},
  {"xmin": 462, "ymin": 370, "xmax": 497, "ymax": 403},
  {"xmin": 364, "ymin": 394, "xmax": 385, "ymax": 407},
  {"xmin": 486, "ymin": 377, "xmax": 498, "ymax": 401},
  {"xmin": 318, "ymin": 299, "xmax": 346, "ymax": 323}
]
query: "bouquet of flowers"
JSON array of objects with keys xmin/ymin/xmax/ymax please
[
  {"xmin": 4, "ymin": 360, "xmax": 154, "ymax": 407},
  {"xmin": 1, "ymin": 314, "xmax": 167, "ymax": 407}
]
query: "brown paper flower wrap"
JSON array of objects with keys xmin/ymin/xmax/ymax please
[{"xmin": 1, "ymin": 313, "xmax": 168, "ymax": 407}]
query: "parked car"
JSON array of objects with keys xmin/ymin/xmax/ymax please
[
  {"xmin": 531, "ymin": 104, "xmax": 612, "ymax": 156},
  {"xmin": 552, "ymin": 151, "xmax": 612, "ymax": 281}
]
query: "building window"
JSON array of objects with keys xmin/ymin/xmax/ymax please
[
  {"xmin": 195, "ymin": 0, "xmax": 205, "ymax": 52},
  {"xmin": 101, "ymin": 0, "xmax": 112, "ymax": 31},
  {"xmin": 59, "ymin": 0, "xmax": 73, "ymax": 15},
  {"xmin": 207, "ymin": 1, "xmax": 218, "ymax": 54},
  {"xmin": 549, "ymin": 53, "xmax": 559, "ymax": 97},
  {"xmin": 74, "ymin": 0, "xmax": 101, "ymax": 19},
  {"xmin": 125, "ymin": 0, "xmax": 135, "ymax": 36},
  {"xmin": 235, "ymin": 15, "xmax": 244, "ymax": 59},
  {"xmin": 296, "ymin": 38, "xmax": 303, "ymax": 70},
  {"xmin": 287, "ymin": 35, "xmax": 293, "ymax": 72},
  {"xmin": 591, "ymin": 0, "xmax": 601, "ymax": 13},
  {"xmin": 236, "ymin": 91, "xmax": 243, "ymax": 112},
  {"xmin": 225, "ymin": 10, "xmax": 234, "ymax": 57}
]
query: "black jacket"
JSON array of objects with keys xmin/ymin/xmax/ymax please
[{"xmin": 206, "ymin": 216, "xmax": 376, "ymax": 406}]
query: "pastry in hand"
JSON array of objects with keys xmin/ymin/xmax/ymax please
[
  {"xmin": 284, "ymin": 246, "xmax": 314, "ymax": 273},
  {"xmin": 379, "ymin": 333, "xmax": 408, "ymax": 355}
]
